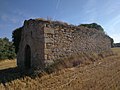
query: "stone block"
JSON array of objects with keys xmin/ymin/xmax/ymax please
[
  {"xmin": 44, "ymin": 27, "xmax": 54, "ymax": 34},
  {"xmin": 44, "ymin": 49, "xmax": 52, "ymax": 54},
  {"xmin": 45, "ymin": 43, "xmax": 53, "ymax": 49},
  {"xmin": 45, "ymin": 38, "xmax": 53, "ymax": 43}
]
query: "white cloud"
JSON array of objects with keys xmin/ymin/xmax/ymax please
[
  {"xmin": 0, "ymin": 14, "xmax": 19, "ymax": 24},
  {"xmin": 80, "ymin": 0, "xmax": 97, "ymax": 23},
  {"xmin": 1, "ymin": 14, "xmax": 9, "ymax": 21},
  {"xmin": 0, "ymin": 9, "xmax": 37, "ymax": 25},
  {"xmin": 110, "ymin": 34, "xmax": 120, "ymax": 43},
  {"xmin": 103, "ymin": 0, "xmax": 120, "ymax": 15},
  {"xmin": 53, "ymin": 0, "xmax": 62, "ymax": 20},
  {"xmin": 104, "ymin": 14, "xmax": 120, "ymax": 43},
  {"xmin": 56, "ymin": 0, "xmax": 61, "ymax": 9},
  {"xmin": 13, "ymin": 10, "xmax": 30, "ymax": 18},
  {"xmin": 105, "ymin": 14, "xmax": 120, "ymax": 32}
]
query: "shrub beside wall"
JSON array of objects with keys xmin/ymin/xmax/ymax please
[
  {"xmin": 12, "ymin": 27, "xmax": 22, "ymax": 54},
  {"xmin": 0, "ymin": 37, "xmax": 16, "ymax": 60}
]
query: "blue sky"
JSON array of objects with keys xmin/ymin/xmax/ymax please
[{"xmin": 0, "ymin": 0, "xmax": 120, "ymax": 43}]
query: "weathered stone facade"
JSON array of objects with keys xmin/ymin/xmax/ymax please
[{"xmin": 17, "ymin": 18, "xmax": 111, "ymax": 70}]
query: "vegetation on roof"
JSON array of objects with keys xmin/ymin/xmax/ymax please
[{"xmin": 79, "ymin": 23, "xmax": 104, "ymax": 32}]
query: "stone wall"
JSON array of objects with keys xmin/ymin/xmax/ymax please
[
  {"xmin": 43, "ymin": 21, "xmax": 111, "ymax": 65},
  {"xmin": 17, "ymin": 19, "xmax": 111, "ymax": 70}
]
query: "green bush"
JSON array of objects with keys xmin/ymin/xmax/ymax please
[
  {"xmin": 79, "ymin": 23, "xmax": 104, "ymax": 32},
  {"xmin": 0, "ymin": 37, "xmax": 16, "ymax": 60}
]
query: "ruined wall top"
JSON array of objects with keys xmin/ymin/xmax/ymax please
[{"xmin": 23, "ymin": 18, "xmax": 105, "ymax": 35}]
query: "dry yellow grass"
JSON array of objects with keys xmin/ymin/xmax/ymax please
[
  {"xmin": 0, "ymin": 48, "xmax": 120, "ymax": 90},
  {"xmin": 0, "ymin": 60, "xmax": 16, "ymax": 70},
  {"xmin": 112, "ymin": 48, "xmax": 120, "ymax": 55}
]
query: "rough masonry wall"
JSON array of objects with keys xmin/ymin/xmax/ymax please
[{"xmin": 44, "ymin": 21, "xmax": 111, "ymax": 65}]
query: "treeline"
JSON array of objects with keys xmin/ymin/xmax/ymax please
[
  {"xmin": 114, "ymin": 43, "xmax": 120, "ymax": 47},
  {"xmin": 0, "ymin": 37, "xmax": 16, "ymax": 60}
]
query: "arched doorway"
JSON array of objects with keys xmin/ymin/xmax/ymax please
[{"xmin": 24, "ymin": 45, "xmax": 31, "ymax": 69}]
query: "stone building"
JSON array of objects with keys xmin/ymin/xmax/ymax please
[{"xmin": 17, "ymin": 18, "xmax": 111, "ymax": 70}]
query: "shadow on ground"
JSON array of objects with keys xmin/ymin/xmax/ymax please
[{"xmin": 0, "ymin": 67, "xmax": 38, "ymax": 86}]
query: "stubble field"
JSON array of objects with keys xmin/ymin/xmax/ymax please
[{"xmin": 0, "ymin": 48, "xmax": 120, "ymax": 90}]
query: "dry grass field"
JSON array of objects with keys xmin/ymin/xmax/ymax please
[
  {"xmin": 0, "ymin": 48, "xmax": 120, "ymax": 90},
  {"xmin": 0, "ymin": 60, "xmax": 16, "ymax": 70}
]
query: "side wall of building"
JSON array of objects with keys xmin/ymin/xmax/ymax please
[{"xmin": 44, "ymin": 24, "xmax": 111, "ymax": 65}]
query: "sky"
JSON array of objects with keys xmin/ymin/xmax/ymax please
[{"xmin": 0, "ymin": 0, "xmax": 120, "ymax": 43}]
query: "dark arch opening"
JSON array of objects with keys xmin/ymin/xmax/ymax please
[{"xmin": 24, "ymin": 45, "xmax": 31, "ymax": 69}]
